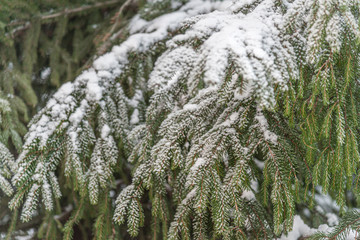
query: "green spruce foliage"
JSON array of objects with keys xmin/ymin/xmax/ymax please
[{"xmin": 3, "ymin": 0, "xmax": 360, "ymax": 239}]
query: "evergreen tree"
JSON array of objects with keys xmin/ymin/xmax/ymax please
[
  {"xmin": 0, "ymin": 0, "xmax": 137, "ymax": 238},
  {"xmin": 3, "ymin": 0, "xmax": 360, "ymax": 239}
]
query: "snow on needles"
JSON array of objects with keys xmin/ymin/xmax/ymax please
[
  {"xmin": 15, "ymin": 0, "xmax": 296, "ymax": 219},
  {"xmin": 19, "ymin": 0, "xmax": 297, "ymax": 157},
  {"xmin": 21, "ymin": 0, "xmax": 233, "ymax": 151},
  {"xmin": 14, "ymin": 0, "xmax": 240, "ymax": 212},
  {"xmin": 150, "ymin": 0, "xmax": 297, "ymax": 108},
  {"xmin": 285, "ymin": 0, "xmax": 360, "ymax": 64}
]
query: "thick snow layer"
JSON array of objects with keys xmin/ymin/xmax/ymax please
[
  {"xmin": 148, "ymin": 46, "xmax": 198, "ymax": 91},
  {"xmin": 148, "ymin": 0, "xmax": 297, "ymax": 108},
  {"xmin": 93, "ymin": 52, "xmax": 118, "ymax": 71}
]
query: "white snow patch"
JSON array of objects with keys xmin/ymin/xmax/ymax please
[
  {"xmin": 54, "ymin": 82, "xmax": 74, "ymax": 98},
  {"xmin": 222, "ymin": 112, "xmax": 239, "ymax": 127},
  {"xmin": 81, "ymin": 69, "xmax": 103, "ymax": 102},
  {"xmin": 40, "ymin": 67, "xmax": 51, "ymax": 80},
  {"xmin": 241, "ymin": 190, "xmax": 255, "ymax": 201},
  {"xmin": 130, "ymin": 109, "xmax": 140, "ymax": 125},
  {"xmin": 183, "ymin": 187, "xmax": 197, "ymax": 204},
  {"xmin": 183, "ymin": 103, "xmax": 198, "ymax": 111},
  {"xmin": 93, "ymin": 52, "xmax": 118, "ymax": 71},
  {"xmin": 69, "ymin": 100, "xmax": 88, "ymax": 126},
  {"xmin": 190, "ymin": 158, "xmax": 206, "ymax": 172},
  {"xmin": 127, "ymin": 90, "xmax": 144, "ymax": 108},
  {"xmin": 101, "ymin": 124, "xmax": 111, "ymax": 139},
  {"xmin": 325, "ymin": 213, "xmax": 339, "ymax": 226},
  {"xmin": 279, "ymin": 215, "xmax": 316, "ymax": 240}
]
